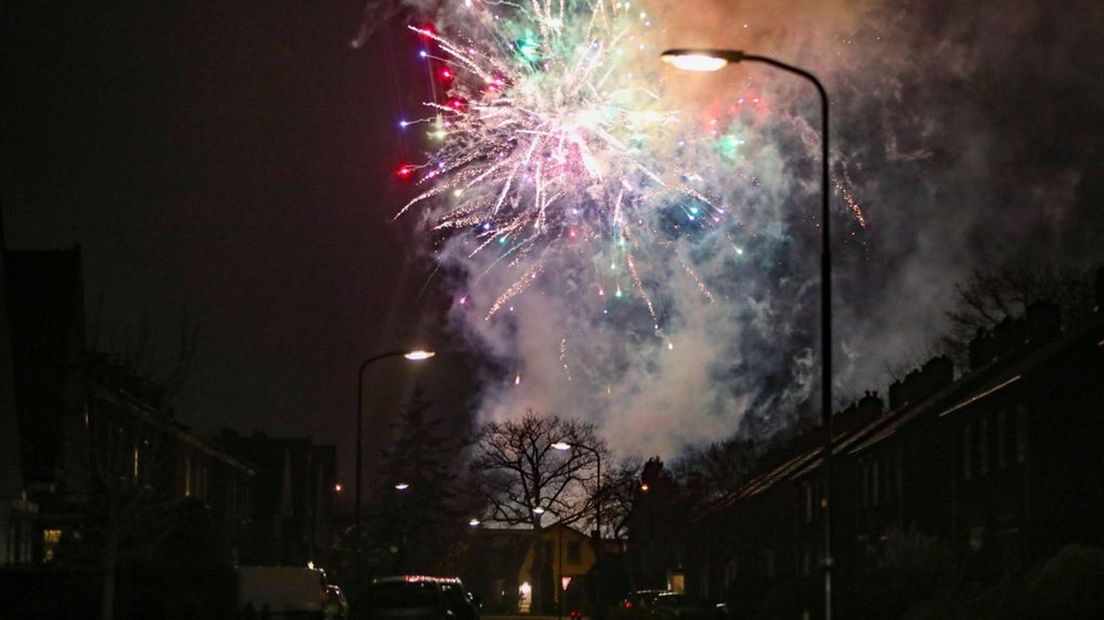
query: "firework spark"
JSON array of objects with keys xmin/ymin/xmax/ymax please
[{"xmin": 393, "ymin": 0, "xmax": 726, "ymax": 326}]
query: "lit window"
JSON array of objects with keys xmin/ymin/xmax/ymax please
[{"xmin": 43, "ymin": 529, "xmax": 62, "ymax": 563}]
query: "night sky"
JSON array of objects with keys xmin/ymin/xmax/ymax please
[
  {"xmin": 4, "ymin": 1, "xmax": 1104, "ymax": 475},
  {"xmin": 3, "ymin": 1, "xmax": 474, "ymax": 486}
]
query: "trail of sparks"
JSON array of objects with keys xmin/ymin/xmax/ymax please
[{"xmin": 393, "ymin": 0, "xmax": 728, "ymax": 324}]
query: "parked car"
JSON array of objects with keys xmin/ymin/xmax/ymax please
[
  {"xmin": 326, "ymin": 584, "xmax": 350, "ymax": 619},
  {"xmin": 615, "ymin": 591, "xmax": 710, "ymax": 620},
  {"xmin": 355, "ymin": 576, "xmax": 479, "ymax": 620},
  {"xmin": 237, "ymin": 565, "xmax": 329, "ymax": 619}
]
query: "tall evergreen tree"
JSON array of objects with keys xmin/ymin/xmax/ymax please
[{"xmin": 365, "ymin": 386, "xmax": 473, "ymax": 574}]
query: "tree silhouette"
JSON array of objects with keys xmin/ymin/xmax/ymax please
[
  {"xmin": 364, "ymin": 386, "xmax": 472, "ymax": 574},
  {"xmin": 472, "ymin": 409, "xmax": 607, "ymax": 613}
]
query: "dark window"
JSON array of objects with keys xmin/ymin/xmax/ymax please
[
  {"xmin": 872, "ymin": 459, "xmax": 881, "ymax": 507},
  {"xmin": 370, "ymin": 582, "xmax": 440, "ymax": 608},
  {"xmin": 1015, "ymin": 405, "xmax": 1028, "ymax": 464},
  {"xmin": 979, "ymin": 418, "xmax": 989, "ymax": 477},
  {"xmin": 808, "ymin": 478, "xmax": 816, "ymax": 520},
  {"xmin": 997, "ymin": 410, "xmax": 1008, "ymax": 470},
  {"xmin": 963, "ymin": 424, "xmax": 973, "ymax": 480}
]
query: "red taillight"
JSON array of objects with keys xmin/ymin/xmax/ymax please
[{"xmin": 624, "ymin": 601, "xmax": 632, "ymax": 608}]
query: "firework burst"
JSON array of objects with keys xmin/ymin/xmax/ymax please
[{"xmin": 394, "ymin": 0, "xmax": 726, "ymax": 326}]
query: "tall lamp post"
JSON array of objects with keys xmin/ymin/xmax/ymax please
[
  {"xmin": 660, "ymin": 49, "xmax": 834, "ymax": 619},
  {"xmin": 551, "ymin": 441, "xmax": 602, "ymax": 620},
  {"xmin": 355, "ymin": 349, "xmax": 436, "ymax": 537}
]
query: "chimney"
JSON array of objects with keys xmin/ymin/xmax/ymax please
[
  {"xmin": 888, "ymin": 380, "xmax": 906, "ymax": 410},
  {"xmin": 993, "ymin": 316, "xmax": 1026, "ymax": 358},
  {"xmin": 1025, "ymin": 300, "xmax": 1061, "ymax": 344},
  {"xmin": 919, "ymin": 356, "xmax": 954, "ymax": 396},
  {"xmin": 969, "ymin": 328, "xmax": 997, "ymax": 371},
  {"xmin": 857, "ymin": 391, "xmax": 883, "ymax": 422}
]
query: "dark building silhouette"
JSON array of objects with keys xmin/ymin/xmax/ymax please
[
  {"xmin": 2, "ymin": 246, "xmax": 255, "ymax": 568},
  {"xmin": 218, "ymin": 431, "xmax": 338, "ymax": 567},
  {"xmin": 688, "ymin": 272, "xmax": 1104, "ymax": 617}
]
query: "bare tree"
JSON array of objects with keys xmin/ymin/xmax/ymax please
[
  {"xmin": 942, "ymin": 265, "xmax": 1094, "ymax": 364},
  {"xmin": 472, "ymin": 409, "xmax": 608, "ymax": 613},
  {"xmin": 85, "ymin": 397, "xmax": 184, "ymax": 620},
  {"xmin": 87, "ymin": 304, "xmax": 200, "ymax": 407}
]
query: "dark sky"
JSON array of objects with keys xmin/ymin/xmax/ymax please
[
  {"xmin": 5, "ymin": 1, "xmax": 1104, "ymax": 474},
  {"xmin": 2, "ymin": 1, "xmax": 475, "ymax": 486}
]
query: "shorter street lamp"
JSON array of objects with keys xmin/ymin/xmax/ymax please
[
  {"xmin": 355, "ymin": 349, "xmax": 436, "ymax": 536},
  {"xmin": 468, "ymin": 518, "xmax": 481, "ymax": 527},
  {"xmin": 551, "ymin": 441, "xmax": 603, "ymax": 620}
]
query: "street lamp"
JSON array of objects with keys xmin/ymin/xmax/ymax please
[
  {"xmin": 661, "ymin": 48, "xmax": 834, "ymax": 619},
  {"xmin": 551, "ymin": 441, "xmax": 603, "ymax": 620},
  {"xmin": 394, "ymin": 482, "xmax": 411, "ymax": 491},
  {"xmin": 355, "ymin": 349, "xmax": 436, "ymax": 537}
]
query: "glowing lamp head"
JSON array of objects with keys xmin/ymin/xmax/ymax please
[
  {"xmin": 551, "ymin": 441, "xmax": 571, "ymax": 451},
  {"xmin": 468, "ymin": 518, "xmax": 481, "ymax": 527},
  {"xmin": 394, "ymin": 482, "xmax": 411, "ymax": 491},
  {"xmin": 532, "ymin": 506, "xmax": 546, "ymax": 515},
  {"xmin": 660, "ymin": 49, "xmax": 743, "ymax": 72},
  {"xmin": 403, "ymin": 349, "xmax": 436, "ymax": 361}
]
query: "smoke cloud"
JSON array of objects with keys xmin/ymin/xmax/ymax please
[{"xmin": 391, "ymin": 0, "xmax": 1104, "ymax": 458}]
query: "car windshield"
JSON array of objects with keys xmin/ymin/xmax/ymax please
[
  {"xmin": 371, "ymin": 582, "xmax": 439, "ymax": 608},
  {"xmin": 635, "ymin": 592, "xmax": 661, "ymax": 606}
]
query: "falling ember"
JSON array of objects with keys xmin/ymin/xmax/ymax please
[
  {"xmin": 836, "ymin": 182, "xmax": 868, "ymax": 229},
  {"xmin": 560, "ymin": 338, "xmax": 572, "ymax": 381}
]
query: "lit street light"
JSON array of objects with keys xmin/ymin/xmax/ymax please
[
  {"xmin": 394, "ymin": 482, "xmax": 411, "ymax": 491},
  {"xmin": 661, "ymin": 47, "xmax": 834, "ymax": 620},
  {"xmin": 355, "ymin": 349, "xmax": 435, "ymax": 538},
  {"xmin": 551, "ymin": 440, "xmax": 603, "ymax": 620}
]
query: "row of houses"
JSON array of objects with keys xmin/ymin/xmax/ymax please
[
  {"xmin": 677, "ymin": 270, "xmax": 1104, "ymax": 616},
  {"xmin": 0, "ymin": 246, "xmax": 338, "ymax": 574}
]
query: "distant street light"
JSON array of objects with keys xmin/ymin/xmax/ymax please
[
  {"xmin": 469, "ymin": 518, "xmax": 481, "ymax": 527},
  {"xmin": 394, "ymin": 482, "xmax": 411, "ymax": 491},
  {"xmin": 551, "ymin": 440, "xmax": 603, "ymax": 620},
  {"xmin": 355, "ymin": 349, "xmax": 436, "ymax": 537},
  {"xmin": 661, "ymin": 47, "xmax": 834, "ymax": 620},
  {"xmin": 532, "ymin": 506, "xmax": 546, "ymax": 515}
]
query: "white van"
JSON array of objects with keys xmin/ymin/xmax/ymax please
[{"xmin": 237, "ymin": 565, "xmax": 329, "ymax": 619}]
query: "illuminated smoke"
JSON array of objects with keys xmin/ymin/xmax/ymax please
[{"xmin": 378, "ymin": 0, "xmax": 1104, "ymax": 457}]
